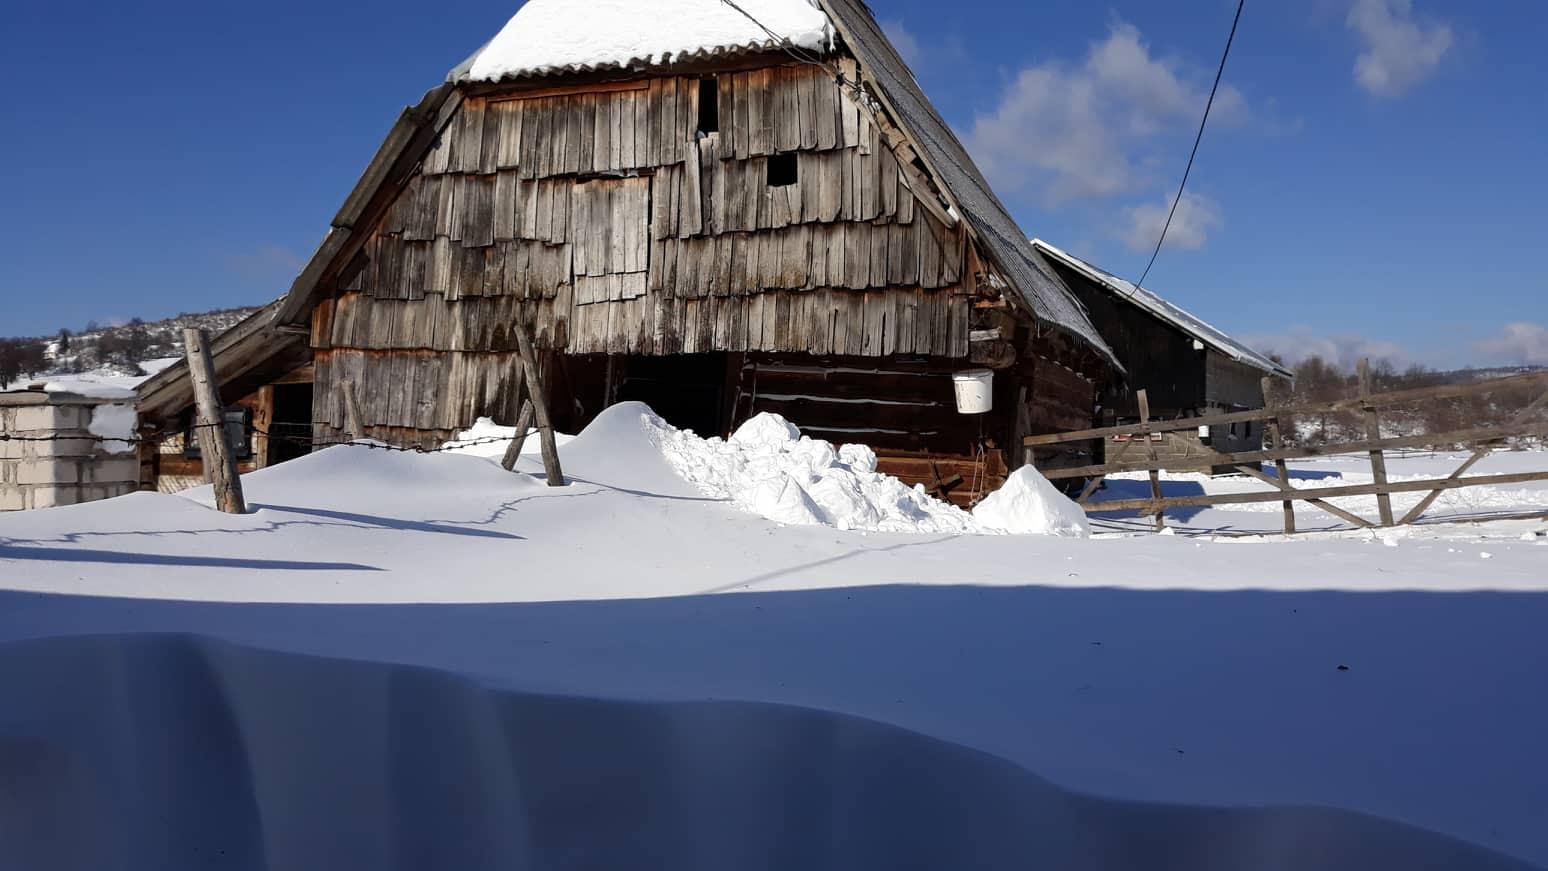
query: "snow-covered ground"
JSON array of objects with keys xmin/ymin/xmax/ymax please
[
  {"xmin": 1, "ymin": 403, "xmax": 1545, "ymax": 869},
  {"xmin": 19, "ymin": 356, "xmax": 180, "ymax": 399}
]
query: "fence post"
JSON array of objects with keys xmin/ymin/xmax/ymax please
[
  {"xmin": 1137, "ymin": 389, "xmax": 1165, "ymax": 531},
  {"xmin": 513, "ymin": 323, "xmax": 565, "ymax": 486},
  {"xmin": 182, "ymin": 328, "xmax": 246, "ymax": 514},
  {"xmin": 1262, "ymin": 376, "xmax": 1295, "ymax": 535},
  {"xmin": 1357, "ymin": 359, "xmax": 1395, "ymax": 526}
]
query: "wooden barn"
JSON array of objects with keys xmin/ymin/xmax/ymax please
[
  {"xmin": 135, "ymin": 302, "xmax": 314, "ymax": 491},
  {"xmin": 138, "ymin": 0, "xmax": 1123, "ymax": 505},
  {"xmin": 1031, "ymin": 239, "xmax": 1293, "ymax": 472}
]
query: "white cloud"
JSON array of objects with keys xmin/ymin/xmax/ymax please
[
  {"xmin": 1476, "ymin": 322, "xmax": 1548, "ymax": 367},
  {"xmin": 228, "ymin": 245, "xmax": 305, "ymax": 281},
  {"xmin": 880, "ymin": 18, "xmax": 921, "ymax": 69},
  {"xmin": 1241, "ymin": 329, "xmax": 1409, "ymax": 369},
  {"xmin": 1119, "ymin": 191, "xmax": 1222, "ymax": 253},
  {"xmin": 1347, "ymin": 0, "xmax": 1453, "ymax": 97},
  {"xmin": 967, "ymin": 21, "xmax": 1246, "ymax": 205}
]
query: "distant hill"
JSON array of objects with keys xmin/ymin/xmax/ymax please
[{"xmin": 0, "ymin": 306, "xmax": 264, "ymax": 389}]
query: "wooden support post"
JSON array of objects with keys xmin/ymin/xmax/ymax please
[
  {"xmin": 183, "ymin": 328, "xmax": 246, "ymax": 515},
  {"xmin": 1357, "ymin": 359, "xmax": 1395, "ymax": 526},
  {"xmin": 513, "ymin": 323, "xmax": 564, "ymax": 486},
  {"xmin": 252, "ymin": 385, "xmax": 274, "ymax": 469},
  {"xmin": 1136, "ymin": 389, "xmax": 1165, "ymax": 531},
  {"xmin": 1262, "ymin": 377, "xmax": 1295, "ymax": 535},
  {"xmin": 500, "ymin": 401, "xmax": 537, "ymax": 472},
  {"xmin": 498, "ymin": 358, "xmax": 531, "ymax": 472},
  {"xmin": 341, "ymin": 380, "xmax": 364, "ymax": 442},
  {"xmin": 137, "ymin": 424, "xmax": 160, "ymax": 492}
]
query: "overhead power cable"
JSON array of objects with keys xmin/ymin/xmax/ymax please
[{"xmin": 1133, "ymin": 0, "xmax": 1246, "ymax": 293}]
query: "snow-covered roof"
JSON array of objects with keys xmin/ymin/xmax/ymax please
[
  {"xmin": 455, "ymin": 0, "xmax": 834, "ymax": 83},
  {"xmin": 1031, "ymin": 239, "xmax": 1293, "ymax": 380}
]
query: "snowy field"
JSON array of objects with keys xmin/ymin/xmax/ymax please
[
  {"xmin": 1091, "ymin": 449, "xmax": 1548, "ymax": 536},
  {"xmin": 1, "ymin": 403, "xmax": 1545, "ymax": 869}
]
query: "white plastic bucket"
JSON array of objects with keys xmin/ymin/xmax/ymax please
[{"xmin": 952, "ymin": 369, "xmax": 994, "ymax": 414}]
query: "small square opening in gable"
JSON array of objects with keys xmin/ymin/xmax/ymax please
[
  {"xmin": 767, "ymin": 152, "xmax": 798, "ymax": 187},
  {"xmin": 697, "ymin": 77, "xmax": 719, "ymax": 134}
]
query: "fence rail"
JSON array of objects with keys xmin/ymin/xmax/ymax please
[{"xmin": 1025, "ymin": 365, "xmax": 1548, "ymax": 533}]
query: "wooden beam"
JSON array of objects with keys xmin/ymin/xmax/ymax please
[
  {"xmin": 1025, "ymin": 370, "xmax": 1548, "ymax": 446},
  {"xmin": 1088, "ymin": 469, "xmax": 1548, "ymax": 514},
  {"xmin": 513, "ymin": 324, "xmax": 564, "ymax": 486},
  {"xmin": 486, "ymin": 79, "xmax": 650, "ymax": 103},
  {"xmin": 1137, "ymin": 390, "xmax": 1164, "ymax": 530},
  {"xmin": 1040, "ymin": 420, "xmax": 1548, "ymax": 480},
  {"xmin": 501, "ymin": 400, "xmax": 536, "ymax": 473},
  {"xmin": 1263, "ymin": 377, "xmax": 1295, "ymax": 535},
  {"xmin": 183, "ymin": 328, "xmax": 246, "ymax": 514},
  {"xmin": 1357, "ymin": 359, "xmax": 1396, "ymax": 526}
]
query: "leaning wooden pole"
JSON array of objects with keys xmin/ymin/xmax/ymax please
[
  {"xmin": 1357, "ymin": 359, "xmax": 1395, "ymax": 526},
  {"xmin": 1136, "ymin": 389, "xmax": 1165, "ymax": 531},
  {"xmin": 183, "ymin": 328, "xmax": 246, "ymax": 514},
  {"xmin": 512, "ymin": 323, "xmax": 564, "ymax": 486},
  {"xmin": 1262, "ymin": 377, "xmax": 1296, "ymax": 535},
  {"xmin": 499, "ymin": 361, "xmax": 530, "ymax": 471}
]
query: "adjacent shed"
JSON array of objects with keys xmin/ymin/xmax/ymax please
[{"xmin": 1032, "ymin": 239, "xmax": 1292, "ymax": 471}]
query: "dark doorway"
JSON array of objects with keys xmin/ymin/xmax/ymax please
[
  {"xmin": 616, "ymin": 354, "xmax": 732, "ymax": 436},
  {"xmin": 269, "ymin": 382, "xmax": 314, "ymax": 465},
  {"xmin": 554, "ymin": 353, "xmax": 733, "ymax": 437}
]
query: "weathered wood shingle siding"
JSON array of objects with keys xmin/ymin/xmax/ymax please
[{"xmin": 313, "ymin": 63, "xmax": 976, "ymax": 440}]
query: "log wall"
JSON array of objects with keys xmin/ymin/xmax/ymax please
[{"xmin": 312, "ymin": 63, "xmax": 984, "ymax": 443}]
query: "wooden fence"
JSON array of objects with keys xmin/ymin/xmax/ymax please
[{"xmin": 1023, "ymin": 365, "xmax": 1548, "ymax": 533}]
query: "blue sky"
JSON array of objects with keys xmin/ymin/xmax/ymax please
[{"xmin": 2, "ymin": 0, "xmax": 1543, "ymax": 368}]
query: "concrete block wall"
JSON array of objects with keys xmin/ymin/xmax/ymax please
[{"xmin": 0, "ymin": 395, "xmax": 140, "ymax": 511}]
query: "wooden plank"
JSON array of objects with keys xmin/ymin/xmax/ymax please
[
  {"xmin": 486, "ymin": 79, "xmax": 650, "ymax": 104},
  {"xmin": 512, "ymin": 322, "xmax": 563, "ymax": 484},
  {"xmin": 1025, "ymin": 373, "xmax": 1548, "ymax": 446},
  {"xmin": 493, "ymin": 100, "xmax": 523, "ymax": 170},
  {"xmin": 1357, "ymin": 358, "xmax": 1396, "ymax": 526},
  {"xmin": 459, "ymin": 174, "xmax": 495, "ymax": 248},
  {"xmin": 797, "ymin": 66, "xmax": 818, "ymax": 151},
  {"xmin": 453, "ymin": 99, "xmax": 486, "ymax": 173},
  {"xmin": 1091, "ymin": 470, "xmax": 1548, "ymax": 515},
  {"xmin": 1262, "ymin": 377, "xmax": 1296, "ymax": 534},
  {"xmin": 1042, "ymin": 419, "xmax": 1548, "ymax": 479},
  {"xmin": 1136, "ymin": 390, "xmax": 1166, "ymax": 530},
  {"xmin": 566, "ymin": 96, "xmax": 586, "ymax": 176}
]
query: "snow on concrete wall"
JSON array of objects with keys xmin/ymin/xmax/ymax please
[{"xmin": 0, "ymin": 393, "xmax": 140, "ymax": 511}]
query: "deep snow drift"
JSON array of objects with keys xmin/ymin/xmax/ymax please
[
  {"xmin": 1, "ymin": 403, "xmax": 1546, "ymax": 869},
  {"xmin": 1, "ymin": 633, "xmax": 1533, "ymax": 871}
]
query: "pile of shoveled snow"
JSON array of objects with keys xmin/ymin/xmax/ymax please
[
  {"xmin": 975, "ymin": 466, "xmax": 1091, "ymax": 537},
  {"xmin": 646, "ymin": 410, "xmax": 1088, "ymax": 537}
]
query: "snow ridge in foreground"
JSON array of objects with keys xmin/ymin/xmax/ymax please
[
  {"xmin": 645, "ymin": 410, "xmax": 1088, "ymax": 537},
  {"xmin": 2, "ymin": 633, "xmax": 1532, "ymax": 871}
]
